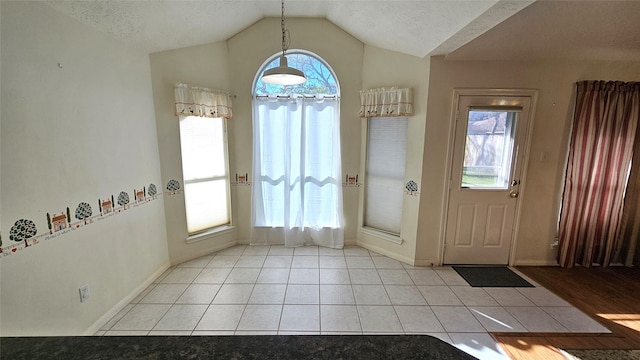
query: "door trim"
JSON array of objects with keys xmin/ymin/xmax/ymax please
[{"xmin": 439, "ymin": 89, "xmax": 539, "ymax": 266}]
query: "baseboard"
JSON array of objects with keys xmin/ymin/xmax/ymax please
[
  {"xmin": 356, "ymin": 242, "xmax": 414, "ymax": 265},
  {"xmin": 344, "ymin": 238, "xmax": 357, "ymax": 246},
  {"xmin": 170, "ymin": 240, "xmax": 238, "ymax": 266},
  {"xmin": 413, "ymin": 259, "xmax": 438, "ymax": 268},
  {"xmin": 84, "ymin": 262, "xmax": 171, "ymax": 335},
  {"xmin": 513, "ymin": 260, "xmax": 560, "ymax": 266},
  {"xmin": 236, "ymin": 238, "xmax": 357, "ymax": 247}
]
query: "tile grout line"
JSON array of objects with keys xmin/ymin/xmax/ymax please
[{"xmin": 100, "ymin": 244, "xmax": 606, "ymax": 339}]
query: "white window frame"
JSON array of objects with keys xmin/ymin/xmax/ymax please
[{"xmin": 178, "ymin": 115, "xmax": 232, "ymax": 237}]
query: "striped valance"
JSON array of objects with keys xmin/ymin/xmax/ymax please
[
  {"xmin": 359, "ymin": 87, "xmax": 413, "ymax": 118},
  {"xmin": 174, "ymin": 83, "xmax": 233, "ymax": 119}
]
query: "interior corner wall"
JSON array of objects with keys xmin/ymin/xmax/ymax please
[
  {"xmin": 149, "ymin": 43, "xmax": 236, "ymax": 265},
  {"xmin": 226, "ymin": 18, "xmax": 364, "ymax": 244},
  {"xmin": 417, "ymin": 56, "xmax": 640, "ymax": 266},
  {"xmin": 1, "ymin": 2, "xmax": 169, "ymax": 335},
  {"xmin": 359, "ymin": 46, "xmax": 430, "ymax": 265}
]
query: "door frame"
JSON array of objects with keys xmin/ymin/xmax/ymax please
[{"xmin": 439, "ymin": 88, "xmax": 539, "ymax": 266}]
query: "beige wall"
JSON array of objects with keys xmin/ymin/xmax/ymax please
[
  {"xmin": 227, "ymin": 18, "xmax": 364, "ymax": 244},
  {"xmin": 358, "ymin": 46, "xmax": 430, "ymax": 264},
  {"xmin": 150, "ymin": 42, "xmax": 236, "ymax": 265},
  {"xmin": 416, "ymin": 56, "xmax": 640, "ymax": 266},
  {"xmin": 1, "ymin": 2, "xmax": 169, "ymax": 335},
  {"xmin": 150, "ymin": 18, "xmax": 434, "ymax": 265},
  {"xmin": 150, "ymin": 18, "xmax": 365, "ymax": 264},
  {"xmin": 3, "ymin": 2, "xmax": 639, "ymax": 337}
]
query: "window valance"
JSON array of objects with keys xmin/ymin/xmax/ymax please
[
  {"xmin": 174, "ymin": 83, "xmax": 233, "ymax": 119},
  {"xmin": 359, "ymin": 87, "xmax": 413, "ymax": 118}
]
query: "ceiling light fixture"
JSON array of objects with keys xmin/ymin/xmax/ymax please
[{"xmin": 261, "ymin": 0, "xmax": 306, "ymax": 86}]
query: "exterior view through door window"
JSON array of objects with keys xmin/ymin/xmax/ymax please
[{"xmin": 462, "ymin": 110, "xmax": 517, "ymax": 189}]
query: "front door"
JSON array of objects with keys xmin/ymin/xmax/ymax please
[{"xmin": 443, "ymin": 93, "xmax": 534, "ymax": 265}]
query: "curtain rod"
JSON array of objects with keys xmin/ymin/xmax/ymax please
[{"xmin": 253, "ymin": 94, "xmax": 339, "ymax": 100}]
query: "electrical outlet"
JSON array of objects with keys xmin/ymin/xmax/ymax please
[{"xmin": 79, "ymin": 285, "xmax": 90, "ymax": 303}]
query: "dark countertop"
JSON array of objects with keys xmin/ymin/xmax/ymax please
[{"xmin": 1, "ymin": 335, "xmax": 477, "ymax": 360}]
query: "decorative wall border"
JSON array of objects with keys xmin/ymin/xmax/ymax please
[
  {"xmin": 0, "ymin": 181, "xmax": 169, "ymax": 258},
  {"xmin": 342, "ymin": 173, "xmax": 362, "ymax": 188},
  {"xmin": 231, "ymin": 173, "xmax": 251, "ymax": 187},
  {"xmin": 404, "ymin": 180, "xmax": 419, "ymax": 196}
]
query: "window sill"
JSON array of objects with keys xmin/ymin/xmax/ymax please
[
  {"xmin": 185, "ymin": 225, "xmax": 236, "ymax": 244},
  {"xmin": 360, "ymin": 227, "xmax": 403, "ymax": 245}
]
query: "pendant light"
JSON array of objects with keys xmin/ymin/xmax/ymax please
[{"xmin": 261, "ymin": 0, "xmax": 306, "ymax": 86}]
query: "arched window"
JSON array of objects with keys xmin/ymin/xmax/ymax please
[
  {"xmin": 254, "ymin": 51, "xmax": 339, "ymax": 96},
  {"xmin": 251, "ymin": 51, "xmax": 344, "ymax": 249}
]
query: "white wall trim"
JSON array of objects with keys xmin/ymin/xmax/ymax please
[
  {"xmin": 185, "ymin": 225, "xmax": 236, "ymax": 244},
  {"xmin": 413, "ymin": 259, "xmax": 438, "ymax": 267},
  {"xmin": 360, "ymin": 227, "xmax": 403, "ymax": 245},
  {"xmin": 236, "ymin": 238, "xmax": 357, "ymax": 247},
  {"xmin": 84, "ymin": 262, "xmax": 171, "ymax": 335},
  {"xmin": 171, "ymin": 239, "xmax": 238, "ymax": 266},
  {"xmin": 356, "ymin": 242, "xmax": 414, "ymax": 265}
]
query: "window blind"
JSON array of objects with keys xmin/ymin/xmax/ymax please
[{"xmin": 364, "ymin": 116, "xmax": 408, "ymax": 235}]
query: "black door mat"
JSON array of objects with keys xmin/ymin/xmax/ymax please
[{"xmin": 452, "ymin": 266, "xmax": 534, "ymax": 287}]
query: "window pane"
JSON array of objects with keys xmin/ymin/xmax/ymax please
[
  {"xmin": 364, "ymin": 117, "xmax": 407, "ymax": 235},
  {"xmin": 462, "ymin": 111, "xmax": 516, "ymax": 189},
  {"xmin": 255, "ymin": 52, "xmax": 338, "ymax": 96},
  {"xmin": 179, "ymin": 116, "xmax": 230, "ymax": 234},
  {"xmin": 179, "ymin": 116, "xmax": 226, "ymax": 181},
  {"xmin": 184, "ymin": 180, "xmax": 229, "ymax": 233}
]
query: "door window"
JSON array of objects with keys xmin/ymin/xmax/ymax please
[{"xmin": 461, "ymin": 109, "xmax": 518, "ymax": 189}]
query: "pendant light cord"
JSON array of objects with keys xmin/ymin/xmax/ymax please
[{"xmin": 280, "ymin": 0, "xmax": 291, "ymax": 57}]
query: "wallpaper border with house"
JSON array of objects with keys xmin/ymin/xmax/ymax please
[{"xmin": 0, "ymin": 179, "xmax": 183, "ymax": 257}]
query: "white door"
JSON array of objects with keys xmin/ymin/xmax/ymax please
[{"xmin": 443, "ymin": 93, "xmax": 533, "ymax": 265}]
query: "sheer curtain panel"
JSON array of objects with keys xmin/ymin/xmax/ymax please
[
  {"xmin": 251, "ymin": 95, "xmax": 344, "ymax": 248},
  {"xmin": 558, "ymin": 81, "xmax": 640, "ymax": 268}
]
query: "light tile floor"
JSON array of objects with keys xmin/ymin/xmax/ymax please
[{"xmin": 97, "ymin": 245, "xmax": 610, "ymax": 359}]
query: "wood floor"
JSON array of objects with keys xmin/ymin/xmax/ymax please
[{"xmin": 494, "ymin": 266, "xmax": 640, "ymax": 359}]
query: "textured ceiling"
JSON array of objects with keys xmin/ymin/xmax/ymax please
[
  {"xmin": 43, "ymin": 0, "xmax": 532, "ymax": 58},
  {"xmin": 43, "ymin": 1, "xmax": 639, "ymax": 61},
  {"xmin": 446, "ymin": 0, "xmax": 640, "ymax": 61}
]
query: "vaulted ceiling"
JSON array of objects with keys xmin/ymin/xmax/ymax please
[{"xmin": 44, "ymin": 0, "xmax": 640, "ymax": 61}]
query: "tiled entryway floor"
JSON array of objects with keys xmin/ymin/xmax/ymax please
[{"xmin": 97, "ymin": 245, "xmax": 609, "ymax": 359}]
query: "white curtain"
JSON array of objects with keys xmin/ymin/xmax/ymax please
[{"xmin": 251, "ymin": 95, "xmax": 344, "ymax": 248}]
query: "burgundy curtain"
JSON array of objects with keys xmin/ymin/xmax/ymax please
[{"xmin": 558, "ymin": 81, "xmax": 640, "ymax": 268}]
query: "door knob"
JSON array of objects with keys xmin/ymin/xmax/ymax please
[{"xmin": 509, "ymin": 190, "xmax": 519, "ymax": 198}]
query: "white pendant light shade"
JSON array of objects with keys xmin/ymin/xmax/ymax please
[
  {"xmin": 260, "ymin": 0, "xmax": 306, "ymax": 86},
  {"xmin": 261, "ymin": 55, "xmax": 306, "ymax": 86}
]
